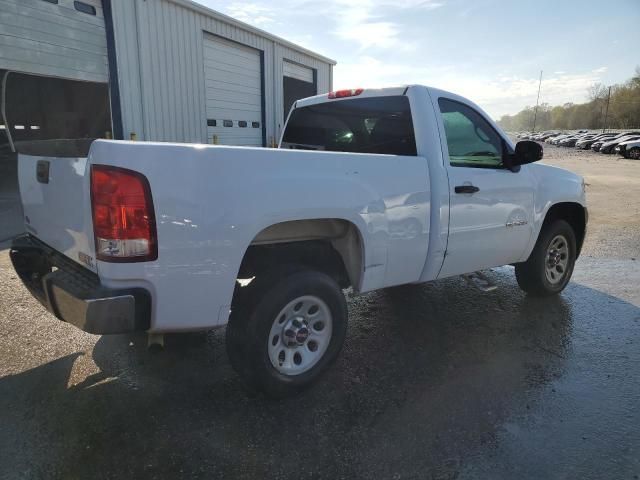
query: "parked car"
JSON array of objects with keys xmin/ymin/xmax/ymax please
[
  {"xmin": 549, "ymin": 134, "xmax": 572, "ymax": 145},
  {"xmin": 599, "ymin": 134, "xmax": 640, "ymax": 154},
  {"xmin": 11, "ymin": 85, "xmax": 588, "ymax": 397},
  {"xmin": 558, "ymin": 136, "xmax": 582, "ymax": 147},
  {"xmin": 558, "ymin": 133, "xmax": 593, "ymax": 147},
  {"xmin": 532, "ymin": 131, "xmax": 560, "ymax": 142},
  {"xmin": 576, "ymin": 133, "xmax": 617, "ymax": 150},
  {"xmin": 592, "ymin": 132, "xmax": 634, "ymax": 151},
  {"xmin": 541, "ymin": 131, "xmax": 562, "ymax": 140},
  {"xmin": 617, "ymin": 138, "xmax": 640, "ymax": 159},
  {"xmin": 546, "ymin": 133, "xmax": 568, "ymax": 144}
]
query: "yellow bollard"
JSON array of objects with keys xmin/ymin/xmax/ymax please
[
  {"xmin": 212, "ymin": 135, "xmax": 219, "ymax": 145},
  {"xmin": 130, "ymin": 132, "xmax": 137, "ymax": 141}
]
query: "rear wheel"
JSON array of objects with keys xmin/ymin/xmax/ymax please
[
  {"xmin": 226, "ymin": 268, "xmax": 348, "ymax": 398},
  {"xmin": 515, "ymin": 220, "xmax": 576, "ymax": 296}
]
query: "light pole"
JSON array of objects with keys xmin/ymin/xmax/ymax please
[
  {"xmin": 602, "ymin": 86, "xmax": 612, "ymax": 133},
  {"xmin": 532, "ymin": 70, "xmax": 543, "ymax": 133}
]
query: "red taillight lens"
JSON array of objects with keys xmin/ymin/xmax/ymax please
[
  {"xmin": 328, "ymin": 88, "xmax": 364, "ymax": 99},
  {"xmin": 90, "ymin": 165, "xmax": 157, "ymax": 262}
]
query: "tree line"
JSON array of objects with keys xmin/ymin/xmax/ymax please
[{"xmin": 497, "ymin": 68, "xmax": 640, "ymax": 132}]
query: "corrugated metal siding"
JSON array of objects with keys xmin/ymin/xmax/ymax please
[
  {"xmin": 0, "ymin": 0, "xmax": 108, "ymax": 82},
  {"xmin": 111, "ymin": 0, "xmax": 333, "ymax": 145},
  {"xmin": 110, "ymin": 0, "xmax": 144, "ymax": 139}
]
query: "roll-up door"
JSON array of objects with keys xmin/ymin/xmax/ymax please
[
  {"xmin": 283, "ymin": 60, "xmax": 316, "ymax": 121},
  {"xmin": 284, "ymin": 61, "xmax": 313, "ymax": 83},
  {"xmin": 203, "ymin": 34, "xmax": 263, "ymax": 146},
  {"xmin": 0, "ymin": 0, "xmax": 108, "ymax": 82}
]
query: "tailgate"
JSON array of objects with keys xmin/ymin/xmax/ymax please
[{"xmin": 17, "ymin": 140, "xmax": 97, "ymax": 273}]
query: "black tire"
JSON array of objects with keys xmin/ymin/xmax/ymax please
[
  {"xmin": 226, "ymin": 268, "xmax": 348, "ymax": 398},
  {"xmin": 628, "ymin": 147, "xmax": 640, "ymax": 160},
  {"xmin": 515, "ymin": 219, "xmax": 576, "ymax": 297}
]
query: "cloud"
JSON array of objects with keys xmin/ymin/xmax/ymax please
[
  {"xmin": 330, "ymin": 0, "xmax": 444, "ymax": 50},
  {"xmin": 198, "ymin": 1, "xmax": 608, "ymax": 118},
  {"xmin": 202, "ymin": 0, "xmax": 444, "ymax": 51},
  {"xmin": 473, "ymin": 71, "xmax": 606, "ymax": 117},
  {"xmin": 334, "ymin": 59, "xmax": 608, "ymax": 117},
  {"xmin": 223, "ymin": 2, "xmax": 276, "ymax": 26},
  {"xmin": 333, "ymin": 19, "xmax": 406, "ymax": 50}
]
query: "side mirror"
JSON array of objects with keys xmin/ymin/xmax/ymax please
[{"xmin": 513, "ymin": 140, "xmax": 543, "ymax": 166}]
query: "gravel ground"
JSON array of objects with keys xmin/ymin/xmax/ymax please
[
  {"xmin": 538, "ymin": 145, "xmax": 640, "ymax": 259},
  {"xmin": 0, "ymin": 145, "xmax": 639, "ymax": 479}
]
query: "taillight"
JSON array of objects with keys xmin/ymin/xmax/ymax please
[
  {"xmin": 90, "ymin": 164, "xmax": 157, "ymax": 262},
  {"xmin": 328, "ymin": 88, "xmax": 364, "ymax": 99}
]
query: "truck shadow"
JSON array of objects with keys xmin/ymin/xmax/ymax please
[{"xmin": 1, "ymin": 267, "xmax": 638, "ymax": 479}]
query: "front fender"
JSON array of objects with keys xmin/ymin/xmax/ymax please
[{"xmin": 521, "ymin": 162, "xmax": 586, "ymax": 260}]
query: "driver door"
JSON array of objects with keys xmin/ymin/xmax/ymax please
[{"xmin": 437, "ymin": 98, "xmax": 534, "ymax": 278}]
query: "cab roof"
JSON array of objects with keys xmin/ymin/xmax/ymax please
[{"xmin": 295, "ymin": 86, "xmax": 412, "ymax": 108}]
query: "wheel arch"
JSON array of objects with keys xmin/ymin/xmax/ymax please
[
  {"xmin": 541, "ymin": 202, "xmax": 587, "ymax": 257},
  {"xmin": 237, "ymin": 218, "xmax": 366, "ymax": 292}
]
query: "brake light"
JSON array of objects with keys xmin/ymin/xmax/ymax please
[
  {"xmin": 328, "ymin": 88, "xmax": 364, "ymax": 99},
  {"xmin": 90, "ymin": 165, "xmax": 157, "ymax": 262}
]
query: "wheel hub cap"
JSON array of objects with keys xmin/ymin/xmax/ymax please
[
  {"xmin": 267, "ymin": 295, "xmax": 333, "ymax": 376},
  {"xmin": 282, "ymin": 316, "xmax": 310, "ymax": 346},
  {"xmin": 548, "ymin": 249, "xmax": 562, "ymax": 267},
  {"xmin": 545, "ymin": 234, "xmax": 570, "ymax": 285}
]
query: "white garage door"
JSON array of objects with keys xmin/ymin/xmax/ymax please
[
  {"xmin": 0, "ymin": 0, "xmax": 108, "ymax": 82},
  {"xmin": 203, "ymin": 34, "xmax": 263, "ymax": 147},
  {"xmin": 284, "ymin": 61, "xmax": 314, "ymax": 83}
]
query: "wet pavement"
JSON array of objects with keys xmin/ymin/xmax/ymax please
[{"xmin": 1, "ymin": 250, "xmax": 639, "ymax": 479}]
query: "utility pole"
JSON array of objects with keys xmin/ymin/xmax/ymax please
[
  {"xmin": 532, "ymin": 70, "xmax": 543, "ymax": 133},
  {"xmin": 602, "ymin": 86, "xmax": 612, "ymax": 133}
]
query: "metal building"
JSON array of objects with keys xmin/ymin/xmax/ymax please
[{"xmin": 0, "ymin": 0, "xmax": 336, "ymax": 150}]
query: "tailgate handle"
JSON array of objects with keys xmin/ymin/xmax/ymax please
[{"xmin": 36, "ymin": 160, "xmax": 50, "ymax": 184}]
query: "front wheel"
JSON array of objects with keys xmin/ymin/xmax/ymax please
[
  {"xmin": 515, "ymin": 219, "xmax": 576, "ymax": 296},
  {"xmin": 628, "ymin": 147, "xmax": 640, "ymax": 160},
  {"xmin": 226, "ymin": 268, "xmax": 348, "ymax": 398}
]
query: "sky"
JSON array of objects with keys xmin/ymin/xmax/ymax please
[{"xmin": 197, "ymin": 0, "xmax": 640, "ymax": 119}]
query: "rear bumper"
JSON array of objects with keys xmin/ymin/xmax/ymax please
[{"xmin": 10, "ymin": 235, "xmax": 150, "ymax": 334}]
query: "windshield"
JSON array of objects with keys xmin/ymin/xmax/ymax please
[{"xmin": 281, "ymin": 96, "xmax": 417, "ymax": 156}]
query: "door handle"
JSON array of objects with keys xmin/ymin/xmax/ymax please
[{"xmin": 454, "ymin": 185, "xmax": 479, "ymax": 194}]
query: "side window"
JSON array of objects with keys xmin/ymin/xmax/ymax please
[{"xmin": 438, "ymin": 98, "xmax": 504, "ymax": 168}]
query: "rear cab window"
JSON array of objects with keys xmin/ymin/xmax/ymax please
[{"xmin": 281, "ymin": 96, "xmax": 417, "ymax": 156}]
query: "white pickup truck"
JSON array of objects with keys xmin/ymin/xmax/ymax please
[{"xmin": 11, "ymin": 86, "xmax": 587, "ymax": 397}]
